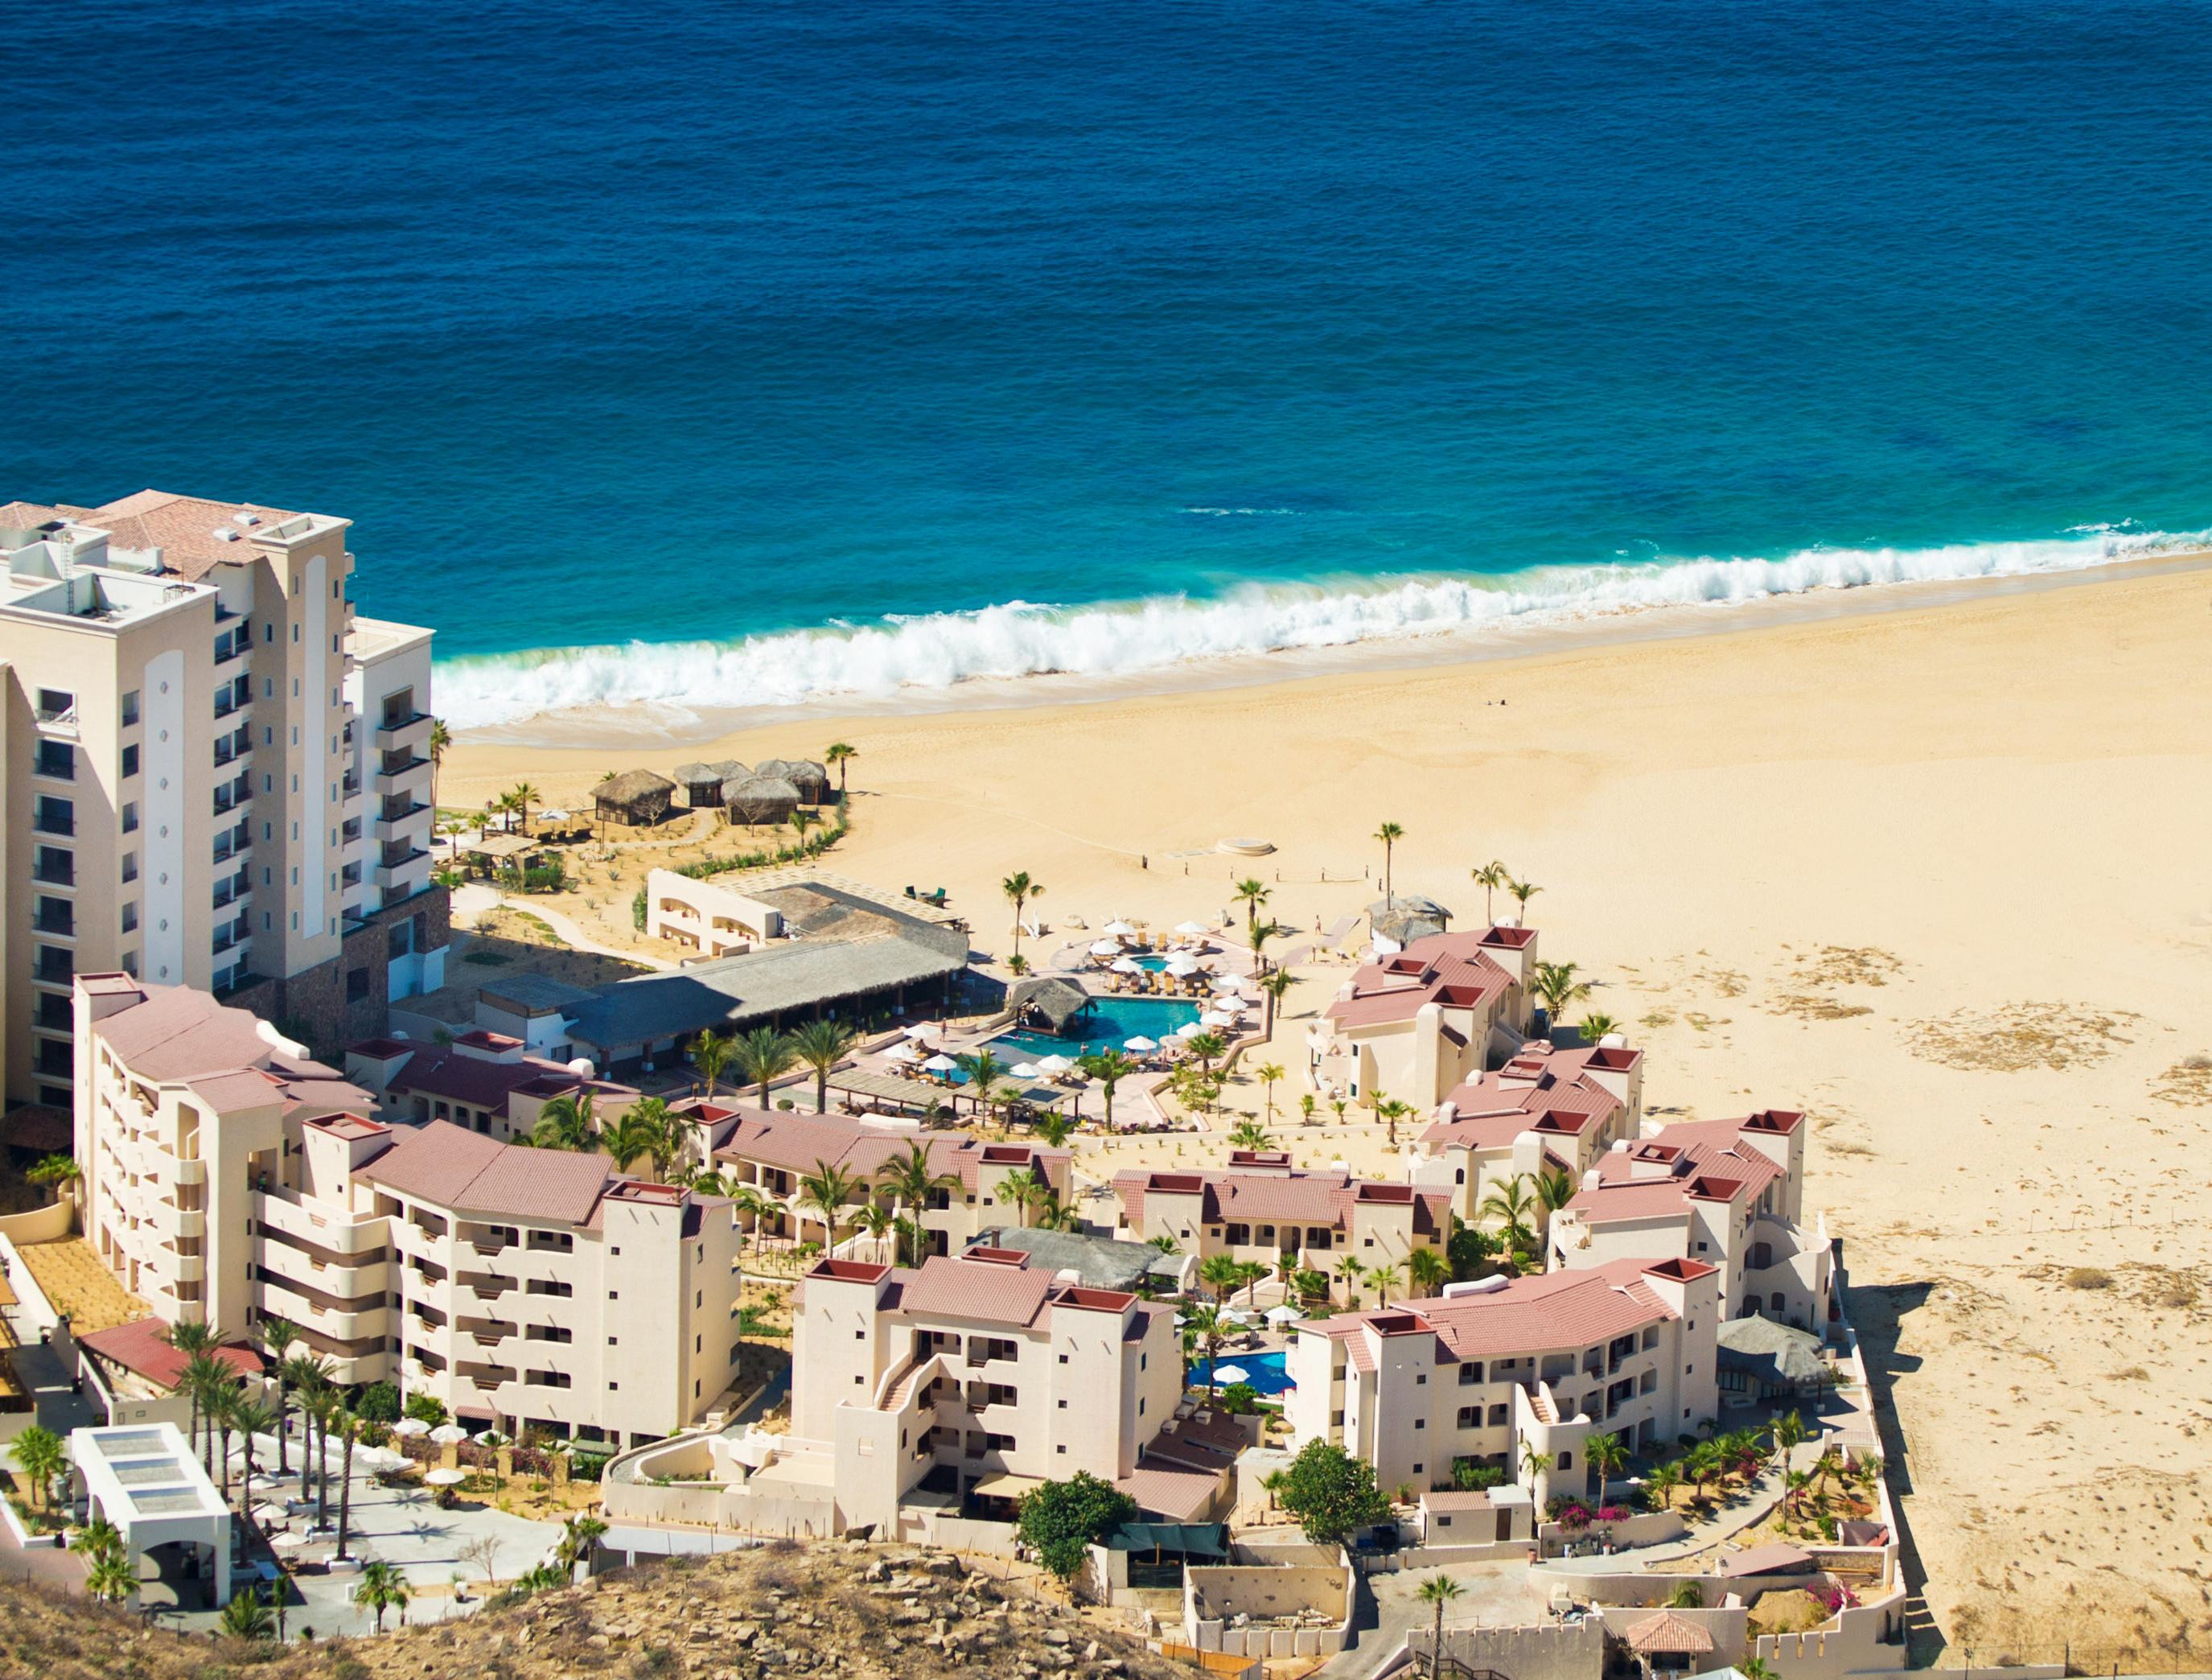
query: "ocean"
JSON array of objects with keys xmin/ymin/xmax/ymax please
[{"xmin": 8, "ymin": 0, "xmax": 2212, "ymax": 730}]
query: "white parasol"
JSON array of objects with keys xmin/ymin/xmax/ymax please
[
  {"xmin": 389, "ymin": 1419, "xmax": 432, "ymax": 1439},
  {"xmin": 1111, "ymin": 956, "xmax": 1144, "ymax": 974},
  {"xmin": 423, "ymin": 1468, "xmax": 469, "ymax": 1489},
  {"xmin": 1209, "ymin": 973, "xmax": 1244, "ymax": 992},
  {"xmin": 1174, "ymin": 920, "xmax": 1208, "ymax": 936},
  {"xmin": 1010, "ymin": 1063, "xmax": 1042, "ymax": 1080},
  {"xmin": 902, "ymin": 1023, "xmax": 938, "ymax": 1040},
  {"xmin": 1164, "ymin": 957, "xmax": 1200, "ymax": 978},
  {"xmin": 1124, "ymin": 1036, "xmax": 1159, "ymax": 1052},
  {"xmin": 1173, "ymin": 1021, "xmax": 1206, "ymax": 1040},
  {"xmin": 1104, "ymin": 920, "xmax": 1138, "ymax": 937},
  {"xmin": 922, "ymin": 1053, "xmax": 959, "ymax": 1073},
  {"xmin": 428, "ymin": 1424, "xmax": 469, "ymax": 1446},
  {"xmin": 1037, "ymin": 1054, "xmax": 1075, "ymax": 1074},
  {"xmin": 1089, "ymin": 939, "xmax": 1123, "ymax": 957},
  {"xmin": 1211, "ymin": 1365, "xmax": 1250, "ymax": 1385},
  {"xmin": 1265, "ymin": 1303, "xmax": 1301, "ymax": 1324}
]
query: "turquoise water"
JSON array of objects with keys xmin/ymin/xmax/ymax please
[
  {"xmin": 1192, "ymin": 1352, "xmax": 1294, "ymax": 1397},
  {"xmin": 10, "ymin": 2, "xmax": 2212, "ymax": 727},
  {"xmin": 995, "ymin": 997, "xmax": 1201, "ymax": 1062}
]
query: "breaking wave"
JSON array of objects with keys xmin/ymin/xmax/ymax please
[{"xmin": 436, "ymin": 526, "xmax": 2198, "ymax": 728}]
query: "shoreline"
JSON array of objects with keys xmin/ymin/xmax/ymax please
[{"xmin": 452, "ymin": 546, "xmax": 2212, "ymax": 750}]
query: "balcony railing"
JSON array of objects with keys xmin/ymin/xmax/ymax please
[
  {"xmin": 32, "ymin": 859, "xmax": 74, "ymax": 887},
  {"xmin": 33, "ymin": 908, "xmax": 75, "ymax": 937},
  {"xmin": 32, "ymin": 809, "xmax": 74, "ymax": 838}
]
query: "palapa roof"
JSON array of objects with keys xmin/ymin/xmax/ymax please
[
  {"xmin": 673, "ymin": 761, "xmax": 718, "ymax": 783},
  {"xmin": 970, "ymin": 1225, "xmax": 1183, "ymax": 1291},
  {"xmin": 708, "ymin": 759, "xmax": 749, "ymax": 780},
  {"xmin": 725, "ymin": 772, "xmax": 801, "ymax": 818},
  {"xmin": 1716, "ymin": 1314, "xmax": 1827, "ymax": 1386},
  {"xmin": 1009, "ymin": 976, "xmax": 1092, "ymax": 1032},
  {"xmin": 597, "ymin": 769, "xmax": 677, "ymax": 805}
]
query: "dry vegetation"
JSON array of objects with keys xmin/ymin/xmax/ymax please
[
  {"xmin": 0, "ymin": 1542, "xmax": 1188, "ymax": 1680},
  {"xmin": 15, "ymin": 1237, "xmax": 150, "ymax": 1334},
  {"xmin": 1909, "ymin": 1000, "xmax": 2140, "ymax": 1073}
]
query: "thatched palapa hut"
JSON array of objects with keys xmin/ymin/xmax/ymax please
[
  {"xmin": 725, "ymin": 772, "xmax": 801, "ymax": 826},
  {"xmin": 1368, "ymin": 892, "xmax": 1453, "ymax": 944},
  {"xmin": 672, "ymin": 765, "xmax": 743, "ymax": 809},
  {"xmin": 595, "ymin": 769, "xmax": 678, "ymax": 827},
  {"xmin": 756, "ymin": 756, "xmax": 833, "ymax": 805},
  {"xmin": 1007, "ymin": 977, "xmax": 1093, "ymax": 1036}
]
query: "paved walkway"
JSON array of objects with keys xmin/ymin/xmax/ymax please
[
  {"xmin": 452, "ymin": 883, "xmax": 676, "ymax": 970},
  {"xmin": 1322, "ymin": 1561, "xmax": 1550, "ymax": 1680}
]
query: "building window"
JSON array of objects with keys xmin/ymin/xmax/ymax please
[
  {"xmin": 121, "ymin": 801, "xmax": 138, "ymax": 834},
  {"xmin": 1459, "ymin": 1362, "xmax": 1483, "ymax": 1386},
  {"xmin": 121, "ymin": 853, "xmax": 138, "ymax": 883},
  {"xmin": 346, "ymin": 967, "xmax": 371, "ymax": 1003},
  {"xmin": 121, "ymin": 690, "xmax": 139, "ymax": 726},
  {"xmin": 35, "ymin": 740, "xmax": 74, "ymax": 780},
  {"xmin": 121, "ymin": 904, "xmax": 138, "ymax": 934}
]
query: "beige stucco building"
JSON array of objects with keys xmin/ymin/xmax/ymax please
[
  {"xmin": 1408, "ymin": 1040, "xmax": 1647, "ymax": 1221},
  {"xmin": 1307, "ymin": 926, "xmax": 1539, "ymax": 1108},
  {"xmin": 1, "ymin": 492, "xmax": 445, "ymax": 1107},
  {"xmin": 1285, "ymin": 1257, "xmax": 1722, "ymax": 1505},
  {"xmin": 1109, "ymin": 1151, "xmax": 1450, "ymax": 1301},
  {"xmin": 76, "ymin": 974, "xmax": 741, "ymax": 1444}
]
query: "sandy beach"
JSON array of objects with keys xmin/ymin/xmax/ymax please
[{"xmin": 445, "ymin": 564, "xmax": 2212, "ymax": 1661}]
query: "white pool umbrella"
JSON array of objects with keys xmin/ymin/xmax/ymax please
[
  {"xmin": 1104, "ymin": 920, "xmax": 1137, "ymax": 937},
  {"xmin": 1111, "ymin": 956, "xmax": 1143, "ymax": 974},
  {"xmin": 1209, "ymin": 973, "xmax": 1244, "ymax": 992},
  {"xmin": 1265, "ymin": 1304, "xmax": 1301, "ymax": 1324},
  {"xmin": 1090, "ymin": 939, "xmax": 1123, "ymax": 957},
  {"xmin": 902, "ymin": 1023, "xmax": 937, "ymax": 1040},
  {"xmin": 923, "ymin": 1053, "xmax": 959, "ymax": 1073},
  {"xmin": 1174, "ymin": 1021, "xmax": 1205, "ymax": 1040},
  {"xmin": 1201, "ymin": 1011, "xmax": 1236, "ymax": 1028},
  {"xmin": 1211, "ymin": 1365, "xmax": 1250, "ymax": 1385},
  {"xmin": 1011, "ymin": 1063, "xmax": 1042, "ymax": 1079},
  {"xmin": 886, "ymin": 1040, "xmax": 921, "ymax": 1061},
  {"xmin": 1038, "ymin": 1054, "xmax": 1075, "ymax": 1073},
  {"xmin": 1174, "ymin": 920, "xmax": 1208, "ymax": 936},
  {"xmin": 424, "ymin": 1468, "xmax": 469, "ymax": 1489},
  {"xmin": 1124, "ymin": 1036, "xmax": 1158, "ymax": 1052},
  {"xmin": 390, "ymin": 1419, "xmax": 432, "ymax": 1439},
  {"xmin": 1164, "ymin": 957, "xmax": 1200, "ymax": 977},
  {"xmin": 428, "ymin": 1424, "xmax": 469, "ymax": 1445}
]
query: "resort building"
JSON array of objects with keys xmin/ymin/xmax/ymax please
[
  {"xmin": 1408, "ymin": 1040, "xmax": 1646, "ymax": 1221},
  {"xmin": 1109, "ymin": 1152, "xmax": 1451, "ymax": 1299},
  {"xmin": 76, "ymin": 974, "xmax": 742, "ymax": 1443},
  {"xmin": 710, "ymin": 1106, "xmax": 1072, "ymax": 1259},
  {"xmin": 0, "ymin": 492, "xmax": 446, "ymax": 1107},
  {"xmin": 574, "ymin": 874, "xmax": 972, "ymax": 1071},
  {"xmin": 791, "ymin": 1249, "xmax": 1234, "ymax": 1534},
  {"xmin": 1547, "ymin": 1111, "xmax": 1826, "ymax": 1327},
  {"xmin": 342, "ymin": 1030, "xmax": 639, "ymax": 1141},
  {"xmin": 1284, "ymin": 1258, "xmax": 1721, "ymax": 1504},
  {"xmin": 1307, "ymin": 925, "xmax": 1540, "ymax": 1108}
]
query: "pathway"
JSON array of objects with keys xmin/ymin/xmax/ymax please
[{"xmin": 451, "ymin": 883, "xmax": 677, "ymax": 971}]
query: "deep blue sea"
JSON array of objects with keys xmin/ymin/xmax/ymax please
[{"xmin": 8, "ymin": 1, "xmax": 2212, "ymax": 726}]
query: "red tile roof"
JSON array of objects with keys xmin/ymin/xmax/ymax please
[
  {"xmin": 1112, "ymin": 1167, "xmax": 1449, "ymax": 1238},
  {"xmin": 1323, "ymin": 932, "xmax": 1520, "ymax": 1030},
  {"xmin": 1302, "ymin": 1258, "xmax": 1680, "ymax": 1362},
  {"xmin": 79, "ymin": 1319, "xmax": 263, "ymax": 1390},
  {"xmin": 1422, "ymin": 1044, "xmax": 1634, "ymax": 1150},
  {"xmin": 356, "ymin": 1119, "xmax": 613, "ymax": 1225},
  {"xmin": 370, "ymin": 1042, "xmax": 614, "ymax": 1114},
  {"xmin": 715, "ymin": 1108, "xmax": 1068, "ymax": 1196},
  {"xmin": 73, "ymin": 489, "xmax": 313, "ymax": 583},
  {"xmin": 896, "ymin": 1254, "xmax": 1056, "ymax": 1327},
  {"xmin": 88, "ymin": 982, "xmax": 372, "ymax": 1117},
  {"xmin": 1565, "ymin": 1115, "xmax": 1786, "ymax": 1225}
]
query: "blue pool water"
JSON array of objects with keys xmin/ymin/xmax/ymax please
[
  {"xmin": 8, "ymin": 3, "xmax": 2210, "ymax": 733},
  {"xmin": 1192, "ymin": 1352, "xmax": 1294, "ymax": 1397},
  {"xmin": 995, "ymin": 996, "xmax": 1200, "ymax": 1063}
]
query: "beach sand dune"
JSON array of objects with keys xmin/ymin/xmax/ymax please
[{"xmin": 446, "ymin": 566, "xmax": 2212, "ymax": 1661}]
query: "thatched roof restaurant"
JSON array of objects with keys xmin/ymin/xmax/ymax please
[
  {"xmin": 726, "ymin": 772, "xmax": 801, "ymax": 826},
  {"xmin": 1369, "ymin": 892, "xmax": 1453, "ymax": 944},
  {"xmin": 1008, "ymin": 976, "xmax": 1093, "ymax": 1035},
  {"xmin": 674, "ymin": 761, "xmax": 739, "ymax": 808},
  {"xmin": 595, "ymin": 769, "xmax": 677, "ymax": 827}
]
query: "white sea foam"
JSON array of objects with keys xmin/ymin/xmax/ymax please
[{"xmin": 435, "ymin": 526, "xmax": 2199, "ymax": 728}]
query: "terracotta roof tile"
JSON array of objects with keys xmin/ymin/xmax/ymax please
[
  {"xmin": 896, "ymin": 1254, "xmax": 1055, "ymax": 1327},
  {"xmin": 80, "ymin": 1319, "xmax": 263, "ymax": 1390},
  {"xmin": 356, "ymin": 1119, "xmax": 612, "ymax": 1225}
]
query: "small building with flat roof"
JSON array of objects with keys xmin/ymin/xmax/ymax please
[{"xmin": 69, "ymin": 1421, "xmax": 232, "ymax": 1605}]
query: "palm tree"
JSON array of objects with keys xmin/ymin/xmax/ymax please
[
  {"xmin": 11, "ymin": 1425, "xmax": 64, "ymax": 1512},
  {"xmin": 163, "ymin": 1321, "xmax": 221, "ymax": 1458},
  {"xmin": 1257, "ymin": 967, "xmax": 1294, "ymax": 1039},
  {"xmin": 1417, "ymin": 1575, "xmax": 1465, "ymax": 1680},
  {"xmin": 1075, "ymin": 1049, "xmax": 1137, "ymax": 1129},
  {"xmin": 1578, "ymin": 1011, "xmax": 1619, "ymax": 1043},
  {"xmin": 1254, "ymin": 1062, "xmax": 1285, "ymax": 1120},
  {"xmin": 1001, "ymin": 871, "xmax": 1045, "ymax": 961},
  {"xmin": 1373, "ymin": 821, "xmax": 1404, "ymax": 899},
  {"xmin": 220, "ymin": 1583, "xmax": 276, "ymax": 1640},
  {"xmin": 1032, "ymin": 1192, "xmax": 1083, "ymax": 1233},
  {"xmin": 853, "ymin": 1204, "xmax": 899, "ymax": 1263},
  {"xmin": 1532, "ymin": 960, "xmax": 1592, "ymax": 1030},
  {"xmin": 601, "ymin": 1110, "xmax": 661, "ymax": 1173},
  {"xmin": 629, "ymin": 1095, "xmax": 683, "ymax": 1179},
  {"xmin": 876, "ymin": 1143, "xmax": 957, "ymax": 1264},
  {"xmin": 790, "ymin": 1019, "xmax": 856, "ymax": 1113},
  {"xmin": 1199, "ymin": 1253, "xmax": 1246, "ymax": 1303},
  {"xmin": 692, "ymin": 1027, "xmax": 735, "ymax": 1100},
  {"xmin": 824, "ymin": 742, "xmax": 857, "ymax": 797},
  {"xmin": 995, "ymin": 1166, "xmax": 1047, "ymax": 1229},
  {"xmin": 1519, "ymin": 1439, "xmax": 1552, "ymax": 1492},
  {"xmin": 1405, "ymin": 1246, "xmax": 1450, "ymax": 1298},
  {"xmin": 1231, "ymin": 879, "xmax": 1271, "ymax": 930},
  {"xmin": 1375, "ymin": 1096, "xmax": 1412, "ymax": 1148},
  {"xmin": 494, "ymin": 789, "xmax": 521, "ymax": 834},
  {"xmin": 84, "ymin": 1549, "xmax": 138, "ymax": 1605},
  {"xmin": 957, "ymin": 1049, "xmax": 1009, "ymax": 1127},
  {"xmin": 331, "ymin": 1408, "xmax": 359, "ymax": 1562},
  {"xmin": 1028, "ymin": 1111, "xmax": 1073, "ymax": 1149},
  {"xmin": 1227, "ymin": 1120, "xmax": 1275, "ymax": 1151},
  {"xmin": 1329, "ymin": 1096, "xmax": 1349, "ymax": 1126},
  {"xmin": 1184, "ymin": 1031, "xmax": 1226, "ymax": 1073},
  {"xmin": 1507, "ymin": 878, "xmax": 1542, "ymax": 920},
  {"xmin": 1532, "ymin": 1165, "xmax": 1577, "ymax": 1241},
  {"xmin": 1586, "ymin": 1431, "xmax": 1630, "ymax": 1501},
  {"xmin": 734, "ymin": 1025, "xmax": 798, "ymax": 1109},
  {"xmin": 1183, "ymin": 1303, "xmax": 1227, "ymax": 1395},
  {"xmin": 356, "ymin": 1559, "xmax": 405, "ymax": 1633},
  {"xmin": 1645, "ymin": 1462, "xmax": 1680, "ymax": 1513},
  {"xmin": 796, "ymin": 1159, "xmax": 863, "ymax": 1250},
  {"xmin": 282, "ymin": 1351, "xmax": 330, "ymax": 1501},
  {"xmin": 556, "ymin": 1512, "xmax": 610, "ymax": 1580},
  {"xmin": 1333, "ymin": 1253, "xmax": 1367, "ymax": 1303},
  {"xmin": 179, "ymin": 1350, "xmax": 231, "ymax": 1480},
  {"xmin": 229, "ymin": 1394, "xmax": 275, "ymax": 1514},
  {"xmin": 1471, "ymin": 860, "xmax": 1511, "ymax": 924},
  {"xmin": 530, "ymin": 1089, "xmax": 595, "ymax": 1150},
  {"xmin": 1247, "ymin": 916, "xmax": 1280, "ymax": 979},
  {"xmin": 509, "ymin": 782, "xmax": 540, "ymax": 833},
  {"xmin": 252, "ymin": 1310, "xmax": 302, "ymax": 1469},
  {"xmin": 1770, "ymin": 1407, "xmax": 1807, "ymax": 1468},
  {"xmin": 1741, "ymin": 1659, "xmax": 1780, "ymax": 1680},
  {"xmin": 1478, "ymin": 1174, "xmax": 1539, "ymax": 1262},
  {"xmin": 428, "ymin": 718, "xmax": 452, "ymax": 813},
  {"xmin": 1365, "ymin": 1258, "xmax": 1406, "ymax": 1303}
]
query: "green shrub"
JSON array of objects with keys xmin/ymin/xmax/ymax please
[{"xmin": 356, "ymin": 1381, "xmax": 402, "ymax": 1423}]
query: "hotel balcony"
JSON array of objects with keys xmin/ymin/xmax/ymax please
[{"xmin": 374, "ymin": 710, "xmax": 434, "ymax": 754}]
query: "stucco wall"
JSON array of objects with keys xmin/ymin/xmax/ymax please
[
  {"xmin": 0, "ymin": 1201, "xmax": 73, "ymax": 1248},
  {"xmin": 1392, "ymin": 1620, "xmax": 1606, "ymax": 1680}
]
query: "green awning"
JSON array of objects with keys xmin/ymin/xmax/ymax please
[{"xmin": 1106, "ymin": 1521, "xmax": 1228, "ymax": 1558}]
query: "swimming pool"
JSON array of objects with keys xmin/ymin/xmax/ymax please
[
  {"xmin": 994, "ymin": 994, "xmax": 1200, "ymax": 1062},
  {"xmin": 1190, "ymin": 1350, "xmax": 1293, "ymax": 1396}
]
